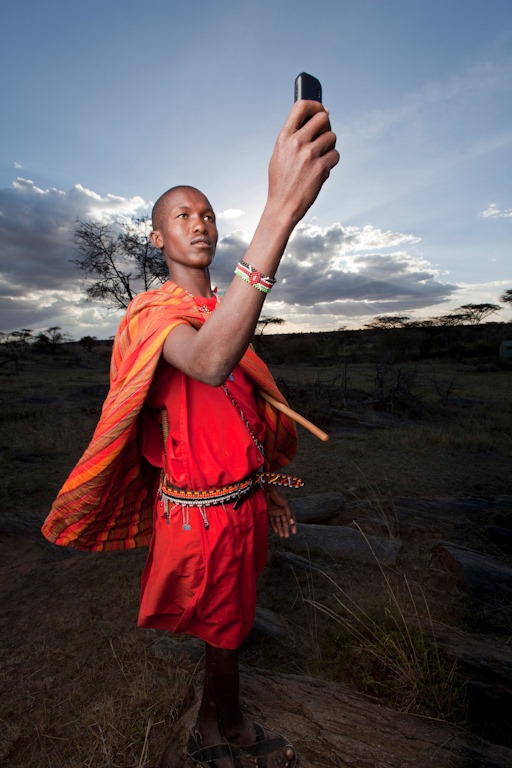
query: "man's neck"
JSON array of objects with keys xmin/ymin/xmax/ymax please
[{"xmin": 167, "ymin": 266, "xmax": 213, "ymax": 298}]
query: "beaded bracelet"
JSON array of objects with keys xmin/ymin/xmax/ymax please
[{"xmin": 234, "ymin": 260, "xmax": 276, "ymax": 294}]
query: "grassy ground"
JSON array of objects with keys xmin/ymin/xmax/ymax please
[
  {"xmin": 1, "ymin": 343, "xmax": 511, "ymax": 766},
  {"xmin": 278, "ymin": 357, "xmax": 512, "ymax": 499}
]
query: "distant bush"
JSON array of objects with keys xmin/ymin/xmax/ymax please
[{"xmin": 257, "ymin": 321, "xmax": 512, "ymax": 367}]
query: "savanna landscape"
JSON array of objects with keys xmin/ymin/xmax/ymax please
[{"xmin": 1, "ymin": 320, "xmax": 512, "ymax": 767}]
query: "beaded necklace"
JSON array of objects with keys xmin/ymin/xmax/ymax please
[{"xmin": 185, "ymin": 289, "xmax": 219, "ymax": 314}]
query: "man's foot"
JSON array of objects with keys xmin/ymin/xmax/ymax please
[
  {"xmin": 188, "ymin": 724, "xmax": 257, "ymax": 768},
  {"xmin": 222, "ymin": 720, "xmax": 298, "ymax": 768}
]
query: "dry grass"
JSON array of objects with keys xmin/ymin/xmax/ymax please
[
  {"xmin": 1, "ymin": 544, "xmax": 197, "ymax": 767},
  {"xmin": 304, "ymin": 528, "xmax": 467, "ymax": 721},
  {"xmin": 0, "ymin": 350, "xmax": 107, "ymax": 513},
  {"xmin": 282, "ymin": 359, "xmax": 512, "ymax": 498}
]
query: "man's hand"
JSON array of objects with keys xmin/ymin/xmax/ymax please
[
  {"xmin": 265, "ymin": 486, "xmax": 297, "ymax": 538},
  {"xmin": 267, "ymin": 100, "xmax": 340, "ymax": 227}
]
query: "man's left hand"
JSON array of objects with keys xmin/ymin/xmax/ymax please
[{"xmin": 265, "ymin": 486, "xmax": 297, "ymax": 538}]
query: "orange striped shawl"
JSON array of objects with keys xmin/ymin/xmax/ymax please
[{"xmin": 41, "ymin": 281, "xmax": 297, "ymax": 552}]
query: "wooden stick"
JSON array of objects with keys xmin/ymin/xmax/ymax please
[{"xmin": 259, "ymin": 391, "xmax": 329, "ymax": 442}]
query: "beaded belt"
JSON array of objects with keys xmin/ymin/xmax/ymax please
[
  {"xmin": 159, "ymin": 471, "xmax": 304, "ymax": 510},
  {"xmin": 158, "ymin": 471, "xmax": 304, "ymax": 530}
]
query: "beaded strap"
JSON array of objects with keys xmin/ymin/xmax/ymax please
[
  {"xmin": 234, "ymin": 260, "xmax": 276, "ymax": 293},
  {"xmin": 222, "ymin": 383, "xmax": 265, "ymax": 455}
]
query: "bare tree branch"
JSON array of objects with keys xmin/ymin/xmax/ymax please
[{"xmin": 72, "ymin": 217, "xmax": 167, "ymax": 310}]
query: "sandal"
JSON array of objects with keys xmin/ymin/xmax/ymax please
[
  {"xmin": 225, "ymin": 721, "xmax": 299, "ymax": 767},
  {"xmin": 187, "ymin": 728, "xmax": 245, "ymax": 767}
]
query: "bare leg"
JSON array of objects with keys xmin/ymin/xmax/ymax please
[
  {"xmin": 195, "ymin": 645, "xmax": 246, "ymax": 750},
  {"xmin": 193, "ymin": 643, "xmax": 295, "ymax": 768}
]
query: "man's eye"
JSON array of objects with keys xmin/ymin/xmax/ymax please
[
  {"xmin": 205, "ymin": 214, "xmax": 215, "ymax": 221},
  {"xmin": 177, "ymin": 213, "xmax": 188, "ymax": 218}
]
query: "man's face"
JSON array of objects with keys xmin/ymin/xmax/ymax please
[{"xmin": 151, "ymin": 187, "xmax": 218, "ymax": 270}]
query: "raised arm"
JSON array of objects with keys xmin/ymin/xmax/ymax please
[{"xmin": 162, "ymin": 100, "xmax": 339, "ymax": 385}]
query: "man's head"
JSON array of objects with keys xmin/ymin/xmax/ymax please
[{"xmin": 150, "ymin": 186, "xmax": 218, "ymax": 271}]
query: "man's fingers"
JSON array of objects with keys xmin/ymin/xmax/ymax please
[
  {"xmin": 286, "ymin": 99, "xmax": 327, "ymax": 133},
  {"xmin": 299, "ymin": 108, "xmax": 333, "ymax": 140},
  {"xmin": 270, "ymin": 514, "xmax": 297, "ymax": 538}
]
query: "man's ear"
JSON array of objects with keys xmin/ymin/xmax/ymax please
[{"xmin": 150, "ymin": 230, "xmax": 164, "ymax": 249}]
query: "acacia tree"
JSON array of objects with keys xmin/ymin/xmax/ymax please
[
  {"xmin": 4, "ymin": 329, "xmax": 34, "ymax": 346},
  {"xmin": 35, "ymin": 326, "xmax": 72, "ymax": 352},
  {"xmin": 257, "ymin": 316, "xmax": 285, "ymax": 334},
  {"xmin": 433, "ymin": 313, "xmax": 467, "ymax": 327},
  {"xmin": 500, "ymin": 289, "xmax": 512, "ymax": 304},
  {"xmin": 452, "ymin": 303, "xmax": 502, "ymax": 325},
  {"xmin": 364, "ymin": 315, "xmax": 410, "ymax": 330},
  {"xmin": 73, "ymin": 217, "xmax": 168, "ymax": 310}
]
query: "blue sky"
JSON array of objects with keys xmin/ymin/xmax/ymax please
[{"xmin": 1, "ymin": 0, "xmax": 511, "ymax": 338}]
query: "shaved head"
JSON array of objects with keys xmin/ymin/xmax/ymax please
[{"xmin": 152, "ymin": 185, "xmax": 209, "ymax": 231}]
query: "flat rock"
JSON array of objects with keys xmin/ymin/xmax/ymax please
[
  {"xmin": 427, "ymin": 622, "xmax": 512, "ymax": 748},
  {"xmin": 438, "ymin": 541, "xmax": 512, "ymax": 601},
  {"xmin": 290, "ymin": 492, "xmax": 345, "ymax": 523},
  {"xmin": 342, "ymin": 495, "xmax": 512, "ymax": 537},
  {"xmin": 271, "ymin": 550, "xmax": 329, "ymax": 574},
  {"xmin": 279, "ymin": 523, "xmax": 402, "ymax": 565},
  {"xmin": 251, "ymin": 606, "xmax": 289, "ymax": 639},
  {"xmin": 430, "ymin": 623, "xmax": 512, "ymax": 682},
  {"xmin": 485, "ymin": 525, "xmax": 512, "ymax": 546},
  {"xmin": 160, "ymin": 669, "xmax": 512, "ymax": 767}
]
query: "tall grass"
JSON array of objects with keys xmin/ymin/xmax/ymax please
[{"xmin": 304, "ymin": 529, "xmax": 467, "ymax": 721}]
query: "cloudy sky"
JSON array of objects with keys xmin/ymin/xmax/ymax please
[{"xmin": 1, "ymin": 0, "xmax": 511, "ymax": 339}]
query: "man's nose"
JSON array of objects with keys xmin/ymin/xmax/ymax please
[{"xmin": 192, "ymin": 215, "xmax": 207, "ymax": 231}]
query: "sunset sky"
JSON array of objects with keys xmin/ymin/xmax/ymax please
[{"xmin": 1, "ymin": 0, "xmax": 511, "ymax": 338}]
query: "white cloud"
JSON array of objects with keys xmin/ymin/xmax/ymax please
[
  {"xmin": 480, "ymin": 203, "xmax": 512, "ymax": 218},
  {"xmin": 0, "ymin": 178, "xmax": 150, "ymax": 335},
  {"xmin": 218, "ymin": 208, "xmax": 244, "ymax": 220},
  {"xmin": 0, "ymin": 177, "xmax": 460, "ymax": 336}
]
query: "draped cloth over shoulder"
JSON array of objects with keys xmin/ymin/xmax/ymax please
[{"xmin": 41, "ymin": 282, "xmax": 297, "ymax": 552}]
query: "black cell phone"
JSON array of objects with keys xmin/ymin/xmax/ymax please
[{"xmin": 294, "ymin": 72, "xmax": 322, "ymax": 103}]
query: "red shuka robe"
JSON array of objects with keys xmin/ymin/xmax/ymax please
[
  {"xmin": 41, "ymin": 282, "xmax": 297, "ymax": 646},
  {"xmin": 42, "ymin": 281, "xmax": 297, "ymax": 552}
]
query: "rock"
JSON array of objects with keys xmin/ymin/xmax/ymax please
[
  {"xmin": 252, "ymin": 606, "xmax": 289, "ymax": 640},
  {"xmin": 494, "ymin": 512, "xmax": 512, "ymax": 530},
  {"xmin": 280, "ymin": 523, "xmax": 402, "ymax": 565},
  {"xmin": 485, "ymin": 525, "xmax": 512, "ymax": 546},
  {"xmin": 438, "ymin": 542, "xmax": 512, "ymax": 601},
  {"xmin": 342, "ymin": 495, "xmax": 512, "ymax": 537},
  {"xmin": 149, "ymin": 632, "xmax": 204, "ymax": 663},
  {"xmin": 467, "ymin": 678, "xmax": 512, "ymax": 749},
  {"xmin": 427, "ymin": 622, "xmax": 512, "ymax": 748},
  {"xmin": 290, "ymin": 492, "xmax": 345, "ymax": 523},
  {"xmin": 430, "ymin": 623, "xmax": 512, "ymax": 683},
  {"xmin": 0, "ymin": 510, "xmax": 46, "ymax": 536},
  {"xmin": 271, "ymin": 550, "xmax": 329, "ymax": 574},
  {"xmin": 160, "ymin": 669, "xmax": 512, "ymax": 767},
  {"xmin": 393, "ymin": 496, "xmax": 484, "ymax": 533}
]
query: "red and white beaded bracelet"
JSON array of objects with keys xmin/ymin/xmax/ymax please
[{"xmin": 234, "ymin": 260, "xmax": 276, "ymax": 294}]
